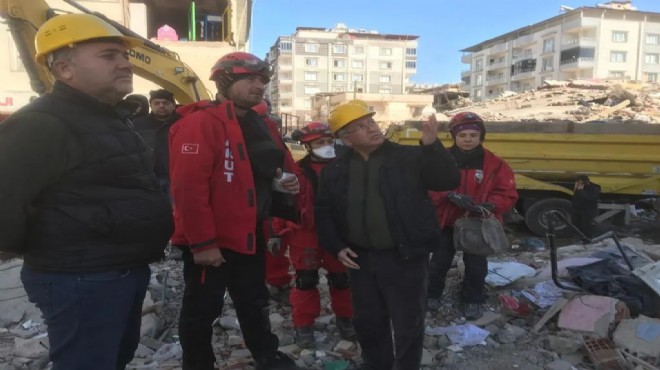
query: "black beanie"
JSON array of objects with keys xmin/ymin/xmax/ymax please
[{"xmin": 149, "ymin": 89, "xmax": 175, "ymax": 104}]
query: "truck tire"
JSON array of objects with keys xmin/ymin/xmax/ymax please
[{"xmin": 525, "ymin": 198, "xmax": 573, "ymax": 237}]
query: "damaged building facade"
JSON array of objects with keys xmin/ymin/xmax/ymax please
[{"xmin": 460, "ymin": 1, "xmax": 660, "ymax": 101}]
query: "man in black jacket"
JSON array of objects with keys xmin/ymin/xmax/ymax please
[
  {"xmin": 0, "ymin": 14, "xmax": 173, "ymax": 370},
  {"xmin": 133, "ymin": 89, "xmax": 180, "ymax": 198},
  {"xmin": 572, "ymin": 175, "xmax": 602, "ymax": 239},
  {"xmin": 316, "ymin": 103, "xmax": 460, "ymax": 370}
]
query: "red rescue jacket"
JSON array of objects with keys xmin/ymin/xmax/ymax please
[
  {"xmin": 169, "ymin": 100, "xmax": 295, "ymax": 254},
  {"xmin": 430, "ymin": 148, "xmax": 518, "ymax": 228},
  {"xmin": 272, "ymin": 156, "xmax": 323, "ymax": 247}
]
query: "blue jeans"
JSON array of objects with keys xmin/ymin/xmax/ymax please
[{"xmin": 21, "ymin": 265, "xmax": 151, "ymax": 370}]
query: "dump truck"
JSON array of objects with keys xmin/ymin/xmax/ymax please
[{"xmin": 387, "ymin": 121, "xmax": 660, "ymax": 236}]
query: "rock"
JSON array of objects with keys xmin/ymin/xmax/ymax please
[
  {"xmin": 423, "ymin": 334, "xmax": 438, "ymax": 349},
  {"xmin": 134, "ymin": 343, "xmax": 154, "ymax": 358},
  {"xmin": 218, "ymin": 315, "xmax": 241, "ymax": 331},
  {"xmin": 495, "ymin": 324, "xmax": 527, "ymax": 344},
  {"xmin": 421, "ymin": 349, "xmax": 435, "ymax": 366},
  {"xmin": 316, "ymin": 315, "xmax": 333, "ymax": 326},
  {"xmin": 544, "ymin": 359, "xmax": 575, "ymax": 370},
  {"xmin": 227, "ymin": 335, "xmax": 243, "ymax": 346},
  {"xmin": 436, "ymin": 334, "xmax": 451, "ymax": 348},
  {"xmin": 484, "ymin": 324, "xmax": 501, "ymax": 334},
  {"xmin": 334, "ymin": 340, "xmax": 356, "ymax": 352},
  {"xmin": 468, "ymin": 311, "xmax": 502, "ymax": 327},
  {"xmin": 230, "ymin": 348, "xmax": 251, "ymax": 359},
  {"xmin": 560, "ymin": 352, "xmax": 585, "ymax": 366},
  {"xmin": 140, "ymin": 336, "xmax": 164, "ymax": 350},
  {"xmin": 544, "ymin": 335, "xmax": 581, "ymax": 355},
  {"xmin": 613, "ymin": 315, "xmax": 660, "ymax": 358},
  {"xmin": 269, "ymin": 313, "xmax": 285, "ymax": 329},
  {"xmin": 0, "ymin": 260, "xmax": 42, "ymax": 325},
  {"xmin": 278, "ymin": 332, "xmax": 294, "ymax": 346},
  {"xmin": 14, "ymin": 337, "xmax": 49, "ymax": 359},
  {"xmin": 140, "ymin": 313, "xmax": 159, "ymax": 337}
]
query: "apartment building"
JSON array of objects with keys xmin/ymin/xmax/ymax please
[
  {"xmin": 1, "ymin": 0, "xmax": 250, "ymax": 116},
  {"xmin": 266, "ymin": 24, "xmax": 419, "ymax": 121},
  {"xmin": 460, "ymin": 1, "xmax": 660, "ymax": 101}
]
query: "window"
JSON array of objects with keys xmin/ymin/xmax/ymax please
[
  {"xmin": 304, "ymin": 86, "xmax": 321, "ymax": 95},
  {"xmin": 379, "ymin": 75, "xmax": 391, "ymax": 83},
  {"xmin": 353, "ymin": 46, "xmax": 365, "ymax": 54},
  {"xmin": 378, "ymin": 87, "xmax": 391, "ymax": 94},
  {"xmin": 543, "ymin": 39, "xmax": 554, "ymax": 53},
  {"xmin": 281, "ymin": 72, "xmax": 292, "ymax": 80},
  {"xmin": 647, "ymin": 33, "xmax": 660, "ymax": 45},
  {"xmin": 304, "ymin": 43, "xmax": 318, "ymax": 53},
  {"xmin": 610, "ymin": 51, "xmax": 627, "ymax": 63},
  {"xmin": 351, "ymin": 74, "xmax": 364, "ymax": 82},
  {"xmin": 474, "ymin": 59, "xmax": 483, "ymax": 71},
  {"xmin": 475, "ymin": 75, "xmax": 483, "ymax": 86},
  {"xmin": 303, "ymin": 98, "xmax": 312, "ymax": 109},
  {"xmin": 333, "ymin": 44, "xmax": 346, "ymax": 53},
  {"xmin": 380, "ymin": 48, "xmax": 392, "ymax": 56},
  {"xmin": 542, "ymin": 57, "xmax": 554, "ymax": 72},
  {"xmin": 405, "ymin": 61, "xmax": 416, "ymax": 69},
  {"xmin": 279, "ymin": 41, "xmax": 292, "ymax": 51},
  {"xmin": 380, "ymin": 61, "xmax": 392, "ymax": 69},
  {"xmin": 406, "ymin": 47, "xmax": 417, "ymax": 56},
  {"xmin": 304, "ymin": 72, "xmax": 317, "ymax": 81},
  {"xmin": 351, "ymin": 60, "xmax": 364, "ymax": 68},
  {"xmin": 305, "ymin": 58, "xmax": 318, "ymax": 67},
  {"xmin": 333, "ymin": 59, "xmax": 345, "ymax": 68},
  {"xmin": 333, "ymin": 73, "xmax": 346, "ymax": 81},
  {"xmin": 612, "ymin": 31, "xmax": 627, "ymax": 43},
  {"xmin": 645, "ymin": 53, "xmax": 659, "ymax": 64},
  {"xmin": 643, "ymin": 72, "xmax": 658, "ymax": 82},
  {"xmin": 609, "ymin": 71, "xmax": 625, "ymax": 79}
]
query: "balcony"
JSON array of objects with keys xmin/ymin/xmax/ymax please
[
  {"xmin": 513, "ymin": 34, "xmax": 536, "ymax": 48},
  {"xmin": 461, "ymin": 69, "xmax": 472, "ymax": 78},
  {"xmin": 486, "ymin": 75, "xmax": 506, "ymax": 85},
  {"xmin": 487, "ymin": 60, "xmax": 508, "ymax": 70},
  {"xmin": 511, "ymin": 67, "xmax": 536, "ymax": 81},
  {"xmin": 562, "ymin": 18, "xmax": 599, "ymax": 33},
  {"xmin": 278, "ymin": 63, "xmax": 293, "ymax": 71},
  {"xmin": 560, "ymin": 57, "xmax": 595, "ymax": 71},
  {"xmin": 561, "ymin": 37, "xmax": 597, "ymax": 50},
  {"xmin": 489, "ymin": 42, "xmax": 509, "ymax": 54},
  {"xmin": 461, "ymin": 53, "xmax": 473, "ymax": 63}
]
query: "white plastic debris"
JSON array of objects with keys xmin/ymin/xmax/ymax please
[
  {"xmin": 425, "ymin": 324, "xmax": 489, "ymax": 347},
  {"xmin": 486, "ymin": 262, "xmax": 536, "ymax": 287}
]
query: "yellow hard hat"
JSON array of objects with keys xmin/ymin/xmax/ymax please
[
  {"xmin": 347, "ymin": 99, "xmax": 369, "ymax": 108},
  {"xmin": 327, "ymin": 103, "xmax": 375, "ymax": 134},
  {"xmin": 35, "ymin": 13, "xmax": 143, "ymax": 66}
]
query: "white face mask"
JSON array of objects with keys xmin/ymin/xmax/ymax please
[{"xmin": 312, "ymin": 145, "xmax": 336, "ymax": 159}]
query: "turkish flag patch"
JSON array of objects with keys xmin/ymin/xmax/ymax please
[{"xmin": 181, "ymin": 143, "xmax": 199, "ymax": 154}]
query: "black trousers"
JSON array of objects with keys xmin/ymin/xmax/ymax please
[
  {"xmin": 348, "ymin": 248, "xmax": 428, "ymax": 370},
  {"xmin": 178, "ymin": 239, "xmax": 278, "ymax": 370},
  {"xmin": 428, "ymin": 227, "xmax": 488, "ymax": 304},
  {"xmin": 572, "ymin": 210, "xmax": 598, "ymax": 239}
]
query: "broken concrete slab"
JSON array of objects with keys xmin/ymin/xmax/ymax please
[
  {"xmin": 545, "ymin": 334, "xmax": 583, "ymax": 355},
  {"xmin": 468, "ymin": 311, "xmax": 502, "ymax": 327},
  {"xmin": 13, "ymin": 336, "xmax": 49, "ymax": 359},
  {"xmin": 613, "ymin": 315, "xmax": 660, "ymax": 359},
  {"xmin": 557, "ymin": 295, "xmax": 618, "ymax": 337}
]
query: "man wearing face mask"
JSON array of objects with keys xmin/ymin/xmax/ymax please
[{"xmin": 271, "ymin": 122, "xmax": 355, "ymax": 349}]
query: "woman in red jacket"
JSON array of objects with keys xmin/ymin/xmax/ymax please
[
  {"xmin": 428, "ymin": 112, "xmax": 518, "ymax": 320},
  {"xmin": 273, "ymin": 122, "xmax": 355, "ymax": 349}
]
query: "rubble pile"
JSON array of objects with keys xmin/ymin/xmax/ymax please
[
  {"xmin": 443, "ymin": 80, "xmax": 660, "ymax": 124},
  {"xmin": 1, "ymin": 233, "xmax": 659, "ymax": 369}
]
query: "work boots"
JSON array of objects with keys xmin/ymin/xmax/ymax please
[
  {"xmin": 335, "ymin": 316, "xmax": 357, "ymax": 342},
  {"xmin": 463, "ymin": 303, "xmax": 484, "ymax": 320},
  {"xmin": 294, "ymin": 326, "xmax": 315, "ymax": 349}
]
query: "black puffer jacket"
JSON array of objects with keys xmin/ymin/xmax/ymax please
[
  {"xmin": 0, "ymin": 81, "xmax": 173, "ymax": 272},
  {"xmin": 315, "ymin": 140, "xmax": 460, "ymax": 259}
]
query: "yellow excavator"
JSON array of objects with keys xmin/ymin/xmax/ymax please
[{"xmin": 0, "ymin": 0, "xmax": 212, "ymax": 104}]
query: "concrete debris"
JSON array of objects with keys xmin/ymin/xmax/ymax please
[
  {"xmin": 557, "ymin": 295, "xmax": 620, "ymax": 337},
  {"xmin": 633, "ymin": 261, "xmax": 660, "ymax": 297},
  {"xmin": 443, "ymin": 80, "xmax": 660, "ymax": 123},
  {"xmin": 613, "ymin": 315, "xmax": 660, "ymax": 359},
  {"xmin": 1, "ymin": 232, "xmax": 658, "ymax": 369},
  {"xmin": 544, "ymin": 359, "xmax": 576, "ymax": 370}
]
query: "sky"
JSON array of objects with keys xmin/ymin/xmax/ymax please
[{"xmin": 251, "ymin": 0, "xmax": 660, "ymax": 84}]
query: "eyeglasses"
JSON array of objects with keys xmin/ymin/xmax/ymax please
[{"xmin": 342, "ymin": 118, "xmax": 378, "ymax": 135}]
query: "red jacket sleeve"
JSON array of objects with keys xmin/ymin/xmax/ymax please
[
  {"xmin": 486, "ymin": 161, "xmax": 518, "ymax": 216},
  {"xmin": 169, "ymin": 113, "xmax": 219, "ymax": 253}
]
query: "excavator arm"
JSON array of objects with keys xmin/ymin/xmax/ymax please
[{"xmin": 0, "ymin": 0, "xmax": 212, "ymax": 104}]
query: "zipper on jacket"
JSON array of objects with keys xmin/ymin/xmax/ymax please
[{"xmin": 362, "ymin": 160, "xmax": 373, "ymax": 247}]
